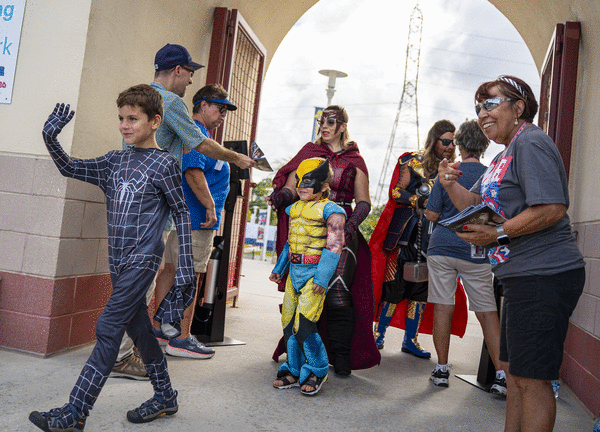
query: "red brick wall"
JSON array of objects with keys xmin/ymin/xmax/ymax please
[
  {"xmin": 561, "ymin": 323, "xmax": 600, "ymax": 416},
  {"xmin": 0, "ymin": 271, "xmax": 111, "ymax": 356}
]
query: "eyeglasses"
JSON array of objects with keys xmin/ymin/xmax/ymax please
[
  {"xmin": 475, "ymin": 97, "xmax": 512, "ymax": 115},
  {"xmin": 210, "ymin": 103, "xmax": 228, "ymax": 114},
  {"xmin": 319, "ymin": 117, "xmax": 343, "ymax": 127},
  {"xmin": 180, "ymin": 65, "xmax": 195, "ymax": 77},
  {"xmin": 438, "ymin": 138, "xmax": 454, "ymax": 147}
]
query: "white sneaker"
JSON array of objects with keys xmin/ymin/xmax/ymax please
[
  {"xmin": 430, "ymin": 367, "xmax": 450, "ymax": 387},
  {"xmin": 490, "ymin": 376, "xmax": 507, "ymax": 396}
]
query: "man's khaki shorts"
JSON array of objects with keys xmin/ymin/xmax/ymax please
[
  {"xmin": 162, "ymin": 229, "xmax": 216, "ymax": 273},
  {"xmin": 427, "ymin": 254, "xmax": 496, "ymax": 312}
]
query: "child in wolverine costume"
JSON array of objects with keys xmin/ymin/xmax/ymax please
[{"xmin": 270, "ymin": 158, "xmax": 346, "ymax": 396}]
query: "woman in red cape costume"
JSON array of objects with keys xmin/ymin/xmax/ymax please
[
  {"xmin": 369, "ymin": 156, "xmax": 468, "ymax": 337},
  {"xmin": 269, "ymin": 107, "xmax": 380, "ymax": 374},
  {"xmin": 370, "ymin": 120, "xmax": 468, "ymax": 356}
]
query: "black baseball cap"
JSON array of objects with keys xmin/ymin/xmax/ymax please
[{"xmin": 154, "ymin": 44, "xmax": 204, "ymax": 71}]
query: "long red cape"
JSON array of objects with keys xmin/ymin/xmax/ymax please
[{"xmin": 369, "ymin": 154, "xmax": 468, "ymax": 336}]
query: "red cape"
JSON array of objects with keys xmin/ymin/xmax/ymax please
[
  {"xmin": 273, "ymin": 142, "xmax": 369, "ymax": 190},
  {"xmin": 369, "ymin": 154, "xmax": 468, "ymax": 336}
]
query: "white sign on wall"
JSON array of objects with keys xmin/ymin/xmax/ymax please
[{"xmin": 0, "ymin": 0, "xmax": 26, "ymax": 104}]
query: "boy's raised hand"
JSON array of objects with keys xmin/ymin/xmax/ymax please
[{"xmin": 42, "ymin": 103, "xmax": 75, "ymax": 142}]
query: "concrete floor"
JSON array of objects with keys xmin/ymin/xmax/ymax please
[{"xmin": 1, "ymin": 258, "xmax": 595, "ymax": 431}]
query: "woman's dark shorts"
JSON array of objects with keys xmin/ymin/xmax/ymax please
[{"xmin": 499, "ymin": 267, "xmax": 585, "ymax": 381}]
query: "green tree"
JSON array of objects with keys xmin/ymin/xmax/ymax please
[
  {"xmin": 248, "ymin": 177, "xmax": 272, "ymax": 209},
  {"xmin": 248, "ymin": 177, "xmax": 277, "ymax": 225},
  {"xmin": 358, "ymin": 204, "xmax": 385, "ymax": 242}
]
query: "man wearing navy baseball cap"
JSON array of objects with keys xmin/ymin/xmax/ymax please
[{"xmin": 112, "ymin": 43, "xmax": 255, "ymax": 380}]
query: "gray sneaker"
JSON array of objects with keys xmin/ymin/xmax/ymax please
[
  {"xmin": 490, "ymin": 376, "xmax": 507, "ymax": 396},
  {"xmin": 165, "ymin": 335, "xmax": 215, "ymax": 359},
  {"xmin": 430, "ymin": 367, "xmax": 450, "ymax": 387},
  {"xmin": 111, "ymin": 350, "xmax": 149, "ymax": 380}
]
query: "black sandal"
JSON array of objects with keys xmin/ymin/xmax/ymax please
[
  {"xmin": 300, "ymin": 373, "xmax": 327, "ymax": 396},
  {"xmin": 273, "ymin": 372, "xmax": 299, "ymax": 389}
]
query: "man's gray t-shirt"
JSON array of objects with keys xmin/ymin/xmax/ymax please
[{"xmin": 471, "ymin": 124, "xmax": 584, "ymax": 278}]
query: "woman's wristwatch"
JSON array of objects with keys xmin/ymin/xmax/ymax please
[{"xmin": 496, "ymin": 225, "xmax": 511, "ymax": 246}]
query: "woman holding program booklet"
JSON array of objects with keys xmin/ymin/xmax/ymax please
[{"xmin": 438, "ymin": 75, "xmax": 585, "ymax": 432}]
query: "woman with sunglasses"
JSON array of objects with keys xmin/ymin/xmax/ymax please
[
  {"xmin": 269, "ymin": 105, "xmax": 381, "ymax": 378},
  {"xmin": 438, "ymin": 76, "xmax": 585, "ymax": 432},
  {"xmin": 370, "ymin": 120, "xmax": 469, "ymax": 358}
]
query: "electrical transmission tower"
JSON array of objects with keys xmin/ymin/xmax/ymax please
[{"xmin": 374, "ymin": 3, "xmax": 423, "ymax": 205}]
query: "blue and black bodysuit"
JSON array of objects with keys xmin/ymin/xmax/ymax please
[{"xmin": 44, "ymin": 133, "xmax": 195, "ymax": 415}]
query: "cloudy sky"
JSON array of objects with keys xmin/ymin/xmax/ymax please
[{"xmin": 253, "ymin": 0, "xmax": 540, "ymax": 204}]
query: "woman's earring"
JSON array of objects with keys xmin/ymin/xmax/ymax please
[{"xmin": 514, "ymin": 118, "xmax": 519, "ymax": 125}]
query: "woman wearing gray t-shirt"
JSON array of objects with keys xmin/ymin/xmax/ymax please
[{"xmin": 438, "ymin": 75, "xmax": 585, "ymax": 432}]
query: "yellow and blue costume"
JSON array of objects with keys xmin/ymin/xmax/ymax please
[
  {"xmin": 273, "ymin": 199, "xmax": 346, "ymax": 384},
  {"xmin": 272, "ymin": 156, "xmax": 346, "ymax": 388}
]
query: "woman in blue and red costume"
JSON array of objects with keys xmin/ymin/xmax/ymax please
[
  {"xmin": 370, "ymin": 120, "xmax": 468, "ymax": 358},
  {"xmin": 268, "ymin": 105, "xmax": 380, "ymax": 376}
]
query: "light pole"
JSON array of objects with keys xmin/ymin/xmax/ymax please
[
  {"xmin": 319, "ymin": 69, "xmax": 348, "ymax": 106},
  {"xmin": 260, "ymin": 205, "xmax": 272, "ymax": 262}
]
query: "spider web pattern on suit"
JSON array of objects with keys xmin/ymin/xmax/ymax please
[
  {"xmin": 44, "ymin": 138, "xmax": 192, "ymax": 274},
  {"xmin": 43, "ymin": 106, "xmax": 196, "ymax": 325}
]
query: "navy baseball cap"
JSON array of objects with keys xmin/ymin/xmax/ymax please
[{"xmin": 154, "ymin": 44, "xmax": 204, "ymax": 71}]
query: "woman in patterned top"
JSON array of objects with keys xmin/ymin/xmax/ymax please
[{"xmin": 438, "ymin": 75, "xmax": 585, "ymax": 432}]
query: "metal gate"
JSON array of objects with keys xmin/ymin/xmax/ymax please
[
  {"xmin": 206, "ymin": 7, "xmax": 266, "ymax": 302},
  {"xmin": 538, "ymin": 22, "xmax": 580, "ymax": 177}
]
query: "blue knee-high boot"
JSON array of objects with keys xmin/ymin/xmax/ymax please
[
  {"xmin": 373, "ymin": 302, "xmax": 396, "ymax": 350},
  {"xmin": 278, "ymin": 320, "xmax": 303, "ymax": 378},
  {"xmin": 401, "ymin": 300, "xmax": 431, "ymax": 359}
]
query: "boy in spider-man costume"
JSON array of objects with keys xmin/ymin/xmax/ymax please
[
  {"xmin": 270, "ymin": 157, "xmax": 346, "ymax": 396},
  {"xmin": 29, "ymin": 84, "xmax": 195, "ymax": 431}
]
